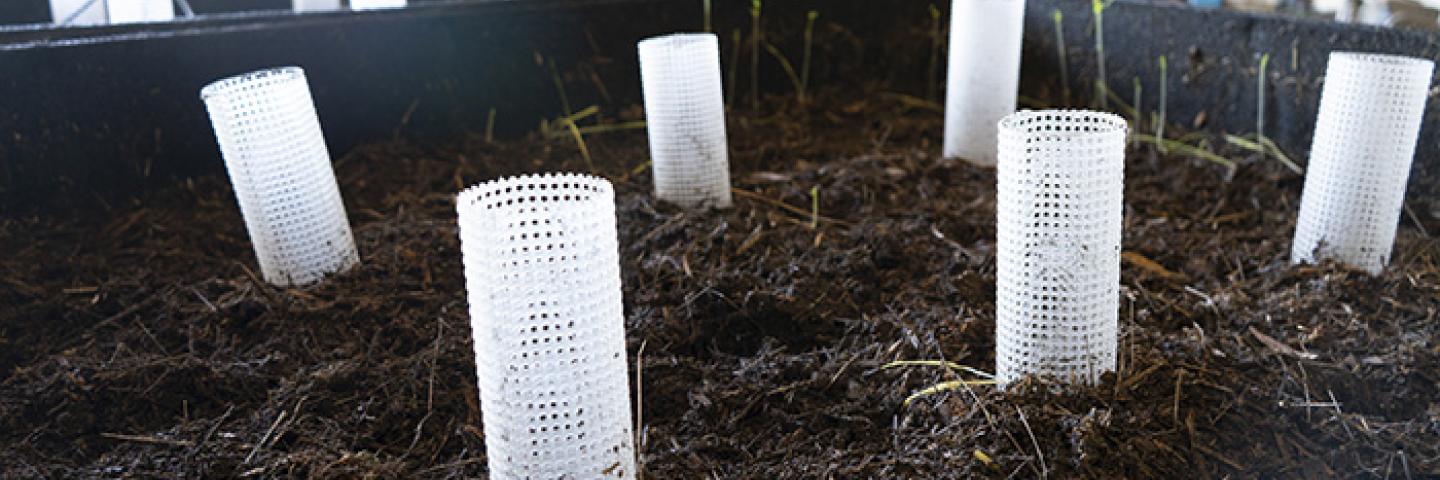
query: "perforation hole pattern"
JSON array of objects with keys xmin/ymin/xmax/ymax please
[
  {"xmin": 201, "ymin": 67, "xmax": 358, "ymax": 287},
  {"xmin": 638, "ymin": 33, "xmax": 733, "ymax": 209},
  {"xmin": 1292, "ymin": 52, "xmax": 1433, "ymax": 275},
  {"xmin": 995, "ymin": 110, "xmax": 1126, "ymax": 386},
  {"xmin": 456, "ymin": 174, "xmax": 635, "ymax": 480},
  {"xmin": 942, "ymin": 0, "xmax": 1025, "ymax": 166}
]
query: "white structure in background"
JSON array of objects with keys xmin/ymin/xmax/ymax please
[
  {"xmin": 457, "ymin": 174, "xmax": 637, "ymax": 480},
  {"xmin": 350, "ymin": 0, "xmax": 406, "ymax": 11},
  {"xmin": 49, "ymin": 0, "xmax": 108, "ymax": 25},
  {"xmin": 49, "ymin": 0, "xmax": 175, "ymax": 26},
  {"xmin": 1291, "ymin": 52, "xmax": 1433, "ymax": 274},
  {"xmin": 942, "ymin": 0, "xmax": 1026, "ymax": 166},
  {"xmin": 107, "ymin": 0, "xmax": 173, "ymax": 24},
  {"xmin": 637, "ymin": 33, "xmax": 733, "ymax": 209},
  {"xmin": 294, "ymin": 0, "xmax": 342, "ymax": 13},
  {"xmin": 994, "ymin": 110, "xmax": 1126, "ymax": 387},
  {"xmin": 201, "ymin": 67, "xmax": 360, "ymax": 287}
]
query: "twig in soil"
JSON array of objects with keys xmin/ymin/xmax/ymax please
[
  {"xmin": 1403, "ymin": 202, "xmax": 1429, "ymax": 237},
  {"xmin": 1248, "ymin": 326, "xmax": 1318, "ymax": 360},
  {"xmin": 186, "ymin": 405, "xmax": 234, "ymax": 460},
  {"xmin": 730, "ymin": 187, "xmax": 850, "ymax": 226},
  {"xmin": 635, "ymin": 338, "xmax": 648, "ymax": 478},
  {"xmin": 237, "ymin": 262, "xmax": 280, "ymax": 305},
  {"xmin": 189, "ymin": 286, "xmax": 218, "ymax": 313},
  {"xmin": 1121, "ymin": 251, "xmax": 1187, "ymax": 282},
  {"xmin": 102, "ymin": 432, "xmax": 194, "ymax": 448},
  {"xmin": 1016, "ymin": 406, "xmax": 1049, "ymax": 479},
  {"xmin": 245, "ymin": 410, "xmax": 287, "ymax": 464}
]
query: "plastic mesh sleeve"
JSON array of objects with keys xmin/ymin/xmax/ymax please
[
  {"xmin": 942, "ymin": 0, "xmax": 1026, "ymax": 166},
  {"xmin": 201, "ymin": 67, "xmax": 359, "ymax": 287},
  {"xmin": 1292, "ymin": 52, "xmax": 1433, "ymax": 275},
  {"xmin": 995, "ymin": 110, "xmax": 1126, "ymax": 386},
  {"xmin": 638, "ymin": 33, "xmax": 733, "ymax": 209},
  {"xmin": 456, "ymin": 174, "xmax": 636, "ymax": 479}
]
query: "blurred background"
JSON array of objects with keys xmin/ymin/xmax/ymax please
[{"xmin": 1, "ymin": 0, "xmax": 1438, "ymax": 31}]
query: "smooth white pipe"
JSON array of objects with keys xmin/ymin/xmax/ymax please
[{"xmin": 942, "ymin": 0, "xmax": 1027, "ymax": 166}]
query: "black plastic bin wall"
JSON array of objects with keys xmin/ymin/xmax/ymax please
[{"xmin": 0, "ymin": 0, "xmax": 1436, "ymax": 216}]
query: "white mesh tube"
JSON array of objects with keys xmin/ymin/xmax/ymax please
[
  {"xmin": 457, "ymin": 174, "xmax": 636, "ymax": 480},
  {"xmin": 201, "ymin": 67, "xmax": 359, "ymax": 287},
  {"xmin": 638, "ymin": 33, "xmax": 733, "ymax": 209},
  {"xmin": 942, "ymin": 0, "xmax": 1026, "ymax": 166},
  {"xmin": 1292, "ymin": 52, "xmax": 1433, "ymax": 274},
  {"xmin": 995, "ymin": 110, "xmax": 1126, "ymax": 386}
]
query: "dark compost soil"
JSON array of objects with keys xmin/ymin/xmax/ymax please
[{"xmin": 2, "ymin": 88, "xmax": 1438, "ymax": 479}]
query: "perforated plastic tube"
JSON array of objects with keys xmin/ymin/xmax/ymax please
[
  {"xmin": 457, "ymin": 174, "xmax": 636, "ymax": 480},
  {"xmin": 942, "ymin": 0, "xmax": 1026, "ymax": 166},
  {"xmin": 638, "ymin": 33, "xmax": 733, "ymax": 209},
  {"xmin": 995, "ymin": 110, "xmax": 1126, "ymax": 386},
  {"xmin": 201, "ymin": 67, "xmax": 359, "ymax": 287},
  {"xmin": 1292, "ymin": 52, "xmax": 1433, "ymax": 275}
]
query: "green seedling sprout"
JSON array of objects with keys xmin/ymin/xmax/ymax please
[
  {"xmin": 1131, "ymin": 77, "xmax": 1141, "ymax": 149},
  {"xmin": 548, "ymin": 58, "xmax": 572, "ymax": 117},
  {"xmin": 750, "ymin": 0, "xmax": 762, "ymax": 111},
  {"xmin": 485, "ymin": 108, "xmax": 497, "ymax": 144},
  {"xmin": 801, "ymin": 10, "xmax": 819, "ymax": 103},
  {"xmin": 1134, "ymin": 133, "xmax": 1236, "ymax": 175},
  {"xmin": 1053, "ymin": 9, "xmax": 1071, "ymax": 105},
  {"xmin": 1157, "ymin": 55, "xmax": 1168, "ymax": 153},
  {"xmin": 928, "ymin": 4, "xmax": 943, "ymax": 101},
  {"xmin": 809, "ymin": 185, "xmax": 820, "ymax": 230},
  {"xmin": 727, "ymin": 29, "xmax": 742, "ymax": 110},
  {"xmin": 1092, "ymin": 0, "xmax": 1108, "ymax": 110},
  {"xmin": 703, "ymin": 0, "xmax": 712, "ymax": 32},
  {"xmin": 763, "ymin": 42, "xmax": 804, "ymax": 103},
  {"xmin": 1257, "ymin": 52, "xmax": 1270, "ymax": 159}
]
